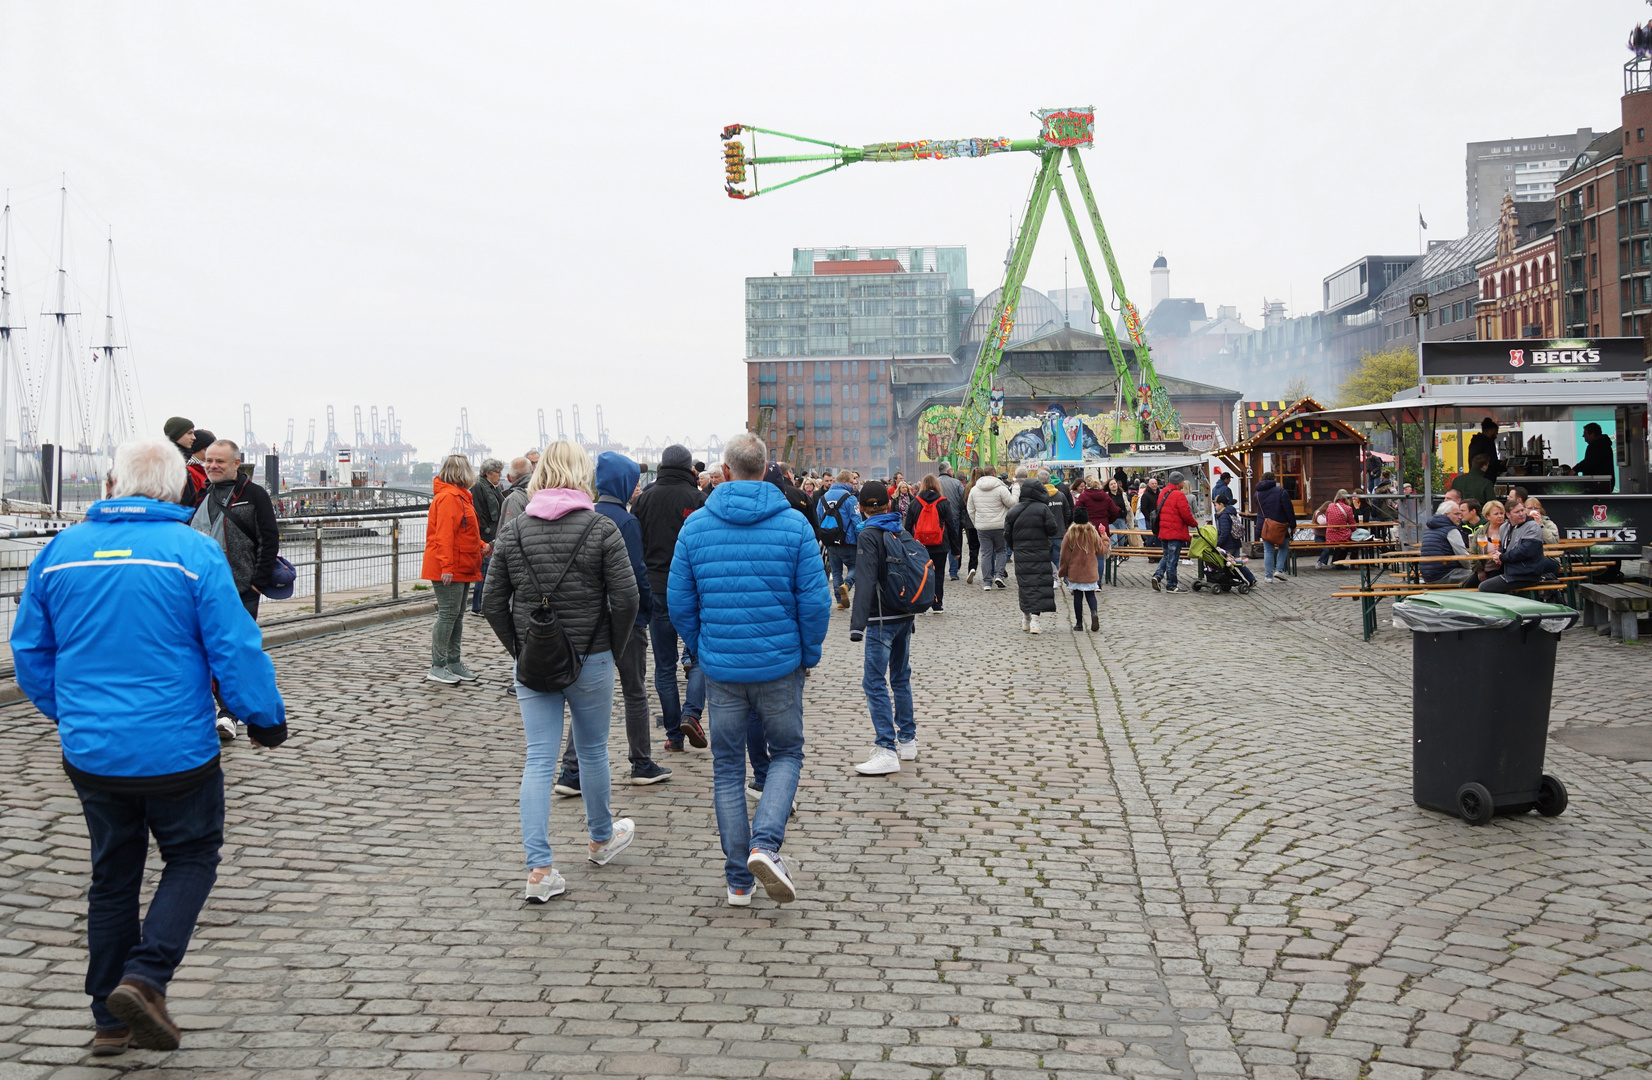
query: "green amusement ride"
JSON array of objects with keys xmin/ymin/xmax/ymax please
[{"xmin": 722, "ymin": 108, "xmax": 1180, "ymax": 466}]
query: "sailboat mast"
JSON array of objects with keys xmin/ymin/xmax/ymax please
[
  {"xmin": 0, "ymin": 198, "xmax": 13, "ymax": 507},
  {"xmin": 51, "ymin": 181, "xmax": 68, "ymax": 511}
]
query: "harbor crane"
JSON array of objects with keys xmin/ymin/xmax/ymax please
[
  {"xmin": 283, "ymin": 419, "xmax": 294, "ymax": 459},
  {"xmin": 722, "ymin": 109, "xmax": 1179, "ymax": 464},
  {"xmin": 241, "ymin": 404, "xmax": 270, "ymax": 457},
  {"xmin": 303, "ymin": 419, "xmax": 316, "ymax": 457},
  {"xmin": 537, "ymin": 409, "xmax": 549, "ymax": 450},
  {"xmin": 323, "ymin": 406, "xmax": 344, "ymax": 454},
  {"xmin": 555, "ymin": 409, "xmax": 567, "ymax": 442},
  {"xmin": 572, "ymin": 405, "xmax": 588, "ymax": 448},
  {"xmin": 453, "ymin": 407, "xmax": 490, "ymax": 464},
  {"xmin": 595, "ymin": 405, "xmax": 611, "ymax": 449}
]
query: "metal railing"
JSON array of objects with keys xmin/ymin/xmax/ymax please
[{"xmin": 264, "ymin": 512, "xmax": 429, "ymax": 621}]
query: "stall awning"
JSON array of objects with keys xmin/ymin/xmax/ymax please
[{"xmin": 1304, "ymin": 380, "xmax": 1646, "ymax": 424}]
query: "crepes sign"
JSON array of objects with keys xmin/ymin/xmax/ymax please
[{"xmin": 1422, "ymin": 337, "xmax": 1646, "ymax": 377}]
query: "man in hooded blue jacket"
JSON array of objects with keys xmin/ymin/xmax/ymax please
[
  {"xmin": 12, "ymin": 439, "xmax": 286, "ymax": 1056},
  {"xmin": 553, "ymin": 451, "xmax": 670, "ymax": 790},
  {"xmin": 669, "ymin": 432, "xmax": 830, "ymax": 907}
]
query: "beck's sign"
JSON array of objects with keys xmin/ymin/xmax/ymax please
[{"xmin": 1421, "ymin": 337, "xmax": 1647, "ymax": 378}]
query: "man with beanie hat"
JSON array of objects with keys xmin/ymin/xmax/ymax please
[
  {"xmin": 632, "ymin": 444, "xmax": 708, "ymax": 751},
  {"xmin": 180, "ymin": 430, "xmax": 214, "ymax": 504},
  {"xmin": 163, "ymin": 417, "xmax": 194, "ymax": 446}
]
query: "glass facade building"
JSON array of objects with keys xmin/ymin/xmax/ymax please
[{"xmin": 745, "ymin": 246, "xmax": 973, "ymax": 358}]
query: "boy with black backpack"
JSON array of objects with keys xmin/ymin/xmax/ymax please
[
  {"xmin": 849, "ymin": 481, "xmax": 933, "ymax": 776},
  {"xmin": 816, "ymin": 469, "xmax": 861, "ymax": 610}
]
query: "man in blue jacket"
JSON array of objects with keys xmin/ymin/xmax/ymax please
[
  {"xmin": 11, "ymin": 439, "xmax": 286, "ymax": 1056},
  {"xmin": 669, "ymin": 433, "xmax": 830, "ymax": 907},
  {"xmin": 555, "ymin": 452, "xmax": 669, "ymax": 791},
  {"xmin": 815, "ymin": 470, "xmax": 861, "ymax": 609}
]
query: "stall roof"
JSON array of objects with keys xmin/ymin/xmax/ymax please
[{"xmin": 1304, "ymin": 380, "xmax": 1647, "ymax": 424}]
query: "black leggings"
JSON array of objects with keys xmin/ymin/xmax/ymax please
[
  {"xmin": 965, "ymin": 527, "xmax": 980, "ymax": 571},
  {"xmin": 1072, "ymin": 591, "xmax": 1097, "ymax": 620}
]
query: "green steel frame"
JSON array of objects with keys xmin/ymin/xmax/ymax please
[{"xmin": 724, "ymin": 113, "xmax": 1179, "ymax": 463}]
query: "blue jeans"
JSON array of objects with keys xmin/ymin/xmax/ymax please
[
  {"xmin": 1263, "ymin": 540, "xmax": 1289, "ymax": 579},
  {"xmin": 1155, "ymin": 538, "xmax": 1185, "ymax": 588},
  {"xmin": 862, "ymin": 620, "xmax": 914, "ymax": 751},
  {"xmin": 517, "ymin": 650, "xmax": 616, "ymax": 869},
  {"xmin": 827, "ymin": 545, "xmax": 856, "ymax": 591},
  {"xmin": 747, "ymin": 708, "xmax": 771, "ymax": 789},
  {"xmin": 651, "ymin": 594, "xmax": 704, "ymax": 740},
  {"xmin": 470, "ymin": 554, "xmax": 491, "ymax": 613},
  {"xmin": 706, "ymin": 671, "xmax": 804, "ymax": 889},
  {"xmin": 74, "ymin": 771, "xmax": 224, "ymax": 1030},
  {"xmin": 948, "ymin": 547, "xmax": 961, "ymax": 577}
]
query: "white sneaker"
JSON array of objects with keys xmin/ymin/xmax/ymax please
[
  {"xmin": 587, "ymin": 818, "xmax": 635, "ymax": 866},
  {"xmin": 1021, "ymin": 612, "xmax": 1031, "ymax": 632},
  {"xmin": 215, "ymin": 715, "xmax": 238, "ymax": 742},
  {"xmin": 854, "ymin": 747, "xmax": 901, "ymax": 775},
  {"xmin": 984, "ymin": 583, "xmax": 994, "ymax": 592},
  {"xmin": 746, "ymin": 848, "xmax": 797, "ymax": 904},
  {"xmin": 727, "ymin": 884, "xmax": 755, "ymax": 907},
  {"xmin": 524, "ymin": 867, "xmax": 565, "ymax": 903},
  {"xmin": 1029, "ymin": 614, "xmax": 1041, "ymax": 634},
  {"xmin": 966, "ymin": 569, "xmax": 977, "ymax": 584},
  {"xmin": 897, "ymin": 739, "xmax": 919, "ymax": 761}
]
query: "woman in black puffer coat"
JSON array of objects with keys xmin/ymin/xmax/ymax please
[{"xmin": 1003, "ymin": 479, "xmax": 1060, "ymax": 633}]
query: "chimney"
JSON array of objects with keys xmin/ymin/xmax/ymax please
[{"xmin": 1150, "ymin": 253, "xmax": 1169, "ymax": 312}]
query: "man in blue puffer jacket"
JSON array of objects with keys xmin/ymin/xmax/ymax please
[
  {"xmin": 669, "ymin": 432, "xmax": 830, "ymax": 908},
  {"xmin": 11, "ymin": 439, "xmax": 285, "ymax": 1055}
]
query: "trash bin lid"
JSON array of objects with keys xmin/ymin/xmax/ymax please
[{"xmin": 1393, "ymin": 591, "xmax": 1577, "ymax": 633}]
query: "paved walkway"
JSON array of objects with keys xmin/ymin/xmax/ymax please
[{"xmin": 2, "ymin": 563, "xmax": 1650, "ymax": 1080}]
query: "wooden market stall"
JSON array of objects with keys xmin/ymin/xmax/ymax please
[{"xmin": 1216, "ymin": 397, "xmax": 1368, "ymax": 516}]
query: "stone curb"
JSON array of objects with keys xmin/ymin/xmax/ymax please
[{"xmin": 0, "ymin": 597, "xmax": 439, "ymax": 707}]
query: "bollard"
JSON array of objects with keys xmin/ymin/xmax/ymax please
[
  {"xmin": 314, "ymin": 524, "xmax": 323, "ymax": 615},
  {"xmin": 391, "ymin": 519, "xmax": 400, "ymax": 600}
]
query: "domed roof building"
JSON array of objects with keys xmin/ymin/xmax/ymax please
[{"xmin": 956, "ymin": 286, "xmax": 1065, "ymax": 358}]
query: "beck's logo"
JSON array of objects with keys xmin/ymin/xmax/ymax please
[
  {"xmin": 1593, "ymin": 504, "xmax": 1609, "ymax": 523},
  {"xmin": 1508, "ymin": 349, "xmax": 1525, "ymax": 368}
]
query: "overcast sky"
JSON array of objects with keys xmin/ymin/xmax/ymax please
[{"xmin": 0, "ymin": 1, "xmax": 1636, "ymax": 462}]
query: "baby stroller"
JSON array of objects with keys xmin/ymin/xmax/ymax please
[{"xmin": 1188, "ymin": 524, "xmax": 1253, "ymax": 595}]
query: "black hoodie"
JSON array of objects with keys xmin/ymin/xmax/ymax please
[{"xmin": 631, "ymin": 464, "xmax": 706, "ymax": 596}]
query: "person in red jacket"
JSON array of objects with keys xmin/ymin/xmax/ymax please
[
  {"xmin": 1316, "ymin": 489, "xmax": 1356, "ymax": 569},
  {"xmin": 1073, "ymin": 478, "xmax": 1119, "ymax": 533},
  {"xmin": 422, "ymin": 454, "xmax": 485, "ymax": 684},
  {"xmin": 1151, "ymin": 470, "xmax": 1198, "ymax": 594}
]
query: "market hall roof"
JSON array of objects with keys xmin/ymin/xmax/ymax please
[{"xmin": 1374, "ymin": 225, "xmax": 1499, "ymax": 314}]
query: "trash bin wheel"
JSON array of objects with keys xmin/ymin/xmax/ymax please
[
  {"xmin": 1536, "ymin": 774, "xmax": 1568, "ymax": 817},
  {"xmin": 1456, "ymin": 782, "xmax": 1495, "ymax": 825}
]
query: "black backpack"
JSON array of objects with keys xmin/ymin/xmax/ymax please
[
  {"xmin": 510, "ymin": 512, "xmax": 602, "ymax": 693},
  {"xmin": 817, "ymin": 490, "xmax": 853, "ymax": 546},
  {"xmin": 874, "ymin": 527, "xmax": 936, "ymax": 615}
]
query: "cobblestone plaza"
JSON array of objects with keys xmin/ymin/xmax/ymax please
[{"xmin": 2, "ymin": 570, "xmax": 1650, "ymax": 1080}]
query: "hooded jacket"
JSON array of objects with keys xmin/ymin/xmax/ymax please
[
  {"xmin": 1497, "ymin": 517, "xmax": 1549, "ymax": 580},
  {"xmin": 594, "ymin": 452, "xmax": 653, "ymax": 627},
  {"xmin": 1255, "ymin": 478, "xmax": 1297, "ymax": 528},
  {"xmin": 966, "ymin": 474, "xmax": 1016, "ymax": 531},
  {"xmin": 11, "ymin": 497, "xmax": 287, "ymax": 792},
  {"xmin": 1003, "ymin": 482, "xmax": 1060, "ymax": 614},
  {"xmin": 849, "ymin": 510, "xmax": 915, "ymax": 632},
  {"xmin": 902, "ymin": 488, "xmax": 958, "ymax": 552},
  {"xmin": 483, "ymin": 487, "xmax": 640, "ymax": 658},
  {"xmin": 1323, "ymin": 498, "xmax": 1355, "ymax": 544},
  {"xmin": 422, "ymin": 479, "xmax": 484, "ymax": 582},
  {"xmin": 668, "ymin": 480, "xmax": 832, "ymax": 683},
  {"xmin": 1155, "ymin": 485, "xmax": 1196, "ymax": 542},
  {"xmin": 631, "ymin": 463, "xmax": 705, "ymax": 597}
]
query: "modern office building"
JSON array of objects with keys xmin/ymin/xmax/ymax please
[
  {"xmin": 1375, "ymin": 227, "xmax": 1498, "ymax": 346},
  {"xmin": 744, "ymin": 246, "xmax": 972, "ymax": 472},
  {"xmin": 1466, "ymin": 128, "xmax": 1597, "ymax": 231}
]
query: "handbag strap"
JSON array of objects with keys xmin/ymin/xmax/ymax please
[{"xmin": 512, "ymin": 511, "xmax": 602, "ymax": 608}]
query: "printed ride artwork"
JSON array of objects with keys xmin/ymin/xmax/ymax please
[{"xmin": 721, "ymin": 109, "xmax": 1180, "ymax": 465}]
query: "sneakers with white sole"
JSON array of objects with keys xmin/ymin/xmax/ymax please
[
  {"xmin": 587, "ymin": 818, "xmax": 634, "ymax": 866},
  {"xmin": 897, "ymin": 739, "xmax": 919, "ymax": 762},
  {"xmin": 854, "ymin": 747, "xmax": 900, "ymax": 775},
  {"xmin": 727, "ymin": 884, "xmax": 755, "ymax": 907},
  {"xmin": 426, "ymin": 665, "xmax": 461, "ymax": 685},
  {"xmin": 966, "ymin": 569, "xmax": 977, "ymax": 584},
  {"xmin": 1021, "ymin": 612, "xmax": 1031, "ymax": 632},
  {"xmin": 524, "ymin": 867, "xmax": 566, "ymax": 903},
  {"xmin": 746, "ymin": 848, "xmax": 797, "ymax": 904},
  {"xmin": 1029, "ymin": 614, "xmax": 1041, "ymax": 634},
  {"xmin": 215, "ymin": 715, "xmax": 238, "ymax": 742}
]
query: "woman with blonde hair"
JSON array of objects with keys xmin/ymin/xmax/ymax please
[
  {"xmin": 482, "ymin": 441, "xmax": 641, "ymax": 902},
  {"xmin": 1522, "ymin": 496, "xmax": 1561, "ymax": 544},
  {"xmin": 422, "ymin": 454, "xmax": 485, "ymax": 684}
]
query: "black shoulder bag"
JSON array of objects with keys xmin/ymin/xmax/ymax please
[{"xmin": 511, "ymin": 512, "xmax": 602, "ymax": 693}]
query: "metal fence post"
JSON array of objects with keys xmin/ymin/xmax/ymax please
[
  {"xmin": 391, "ymin": 519, "xmax": 400, "ymax": 600},
  {"xmin": 313, "ymin": 524, "xmax": 323, "ymax": 614}
]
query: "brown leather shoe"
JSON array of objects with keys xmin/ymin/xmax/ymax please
[
  {"xmin": 91, "ymin": 1026, "xmax": 131, "ymax": 1056},
  {"xmin": 105, "ymin": 979, "xmax": 180, "ymax": 1051}
]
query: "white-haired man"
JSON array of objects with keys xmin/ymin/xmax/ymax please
[
  {"xmin": 12, "ymin": 439, "xmax": 287, "ymax": 1056},
  {"xmin": 1420, "ymin": 500, "xmax": 1473, "ymax": 585}
]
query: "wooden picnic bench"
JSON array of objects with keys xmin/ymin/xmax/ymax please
[{"xmin": 1576, "ymin": 582, "xmax": 1652, "ymax": 642}]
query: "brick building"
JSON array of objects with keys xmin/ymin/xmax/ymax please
[
  {"xmin": 1555, "ymin": 55, "xmax": 1652, "ymax": 336},
  {"xmin": 1474, "ymin": 196, "xmax": 1561, "ymax": 340}
]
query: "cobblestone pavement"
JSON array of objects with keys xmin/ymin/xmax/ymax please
[{"xmin": 2, "ymin": 561, "xmax": 1650, "ymax": 1080}]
